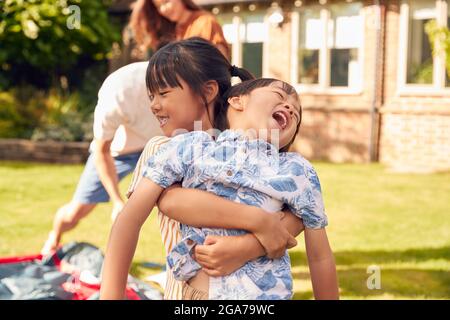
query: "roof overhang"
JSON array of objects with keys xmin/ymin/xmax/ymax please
[{"xmin": 196, "ymin": 0, "xmax": 272, "ymax": 6}]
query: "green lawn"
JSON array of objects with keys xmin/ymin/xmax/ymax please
[{"xmin": 0, "ymin": 161, "xmax": 449, "ymax": 299}]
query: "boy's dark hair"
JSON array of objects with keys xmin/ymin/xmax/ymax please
[
  {"xmin": 216, "ymin": 78, "xmax": 302, "ymax": 152},
  {"xmin": 146, "ymin": 37, "xmax": 254, "ymax": 129}
]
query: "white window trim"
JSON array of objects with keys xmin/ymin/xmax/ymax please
[
  {"xmin": 262, "ymin": 14, "xmax": 270, "ymax": 77},
  {"xmin": 226, "ymin": 11, "xmax": 269, "ymax": 78},
  {"xmin": 291, "ymin": 4, "xmax": 365, "ymax": 95},
  {"xmin": 231, "ymin": 15, "xmax": 241, "ymax": 67},
  {"xmin": 397, "ymin": 0, "xmax": 450, "ymax": 95}
]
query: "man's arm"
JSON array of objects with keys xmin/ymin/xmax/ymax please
[{"xmin": 94, "ymin": 139, "xmax": 125, "ymax": 217}]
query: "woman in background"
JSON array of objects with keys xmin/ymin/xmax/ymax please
[{"xmin": 129, "ymin": 0, "xmax": 229, "ymax": 58}]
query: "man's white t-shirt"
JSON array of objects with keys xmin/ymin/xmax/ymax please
[{"xmin": 92, "ymin": 62, "xmax": 162, "ymax": 156}]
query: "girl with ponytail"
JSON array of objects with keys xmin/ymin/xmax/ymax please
[{"xmin": 100, "ymin": 38, "xmax": 307, "ymax": 300}]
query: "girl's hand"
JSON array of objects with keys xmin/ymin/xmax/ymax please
[
  {"xmin": 193, "ymin": 235, "xmax": 255, "ymax": 276},
  {"xmin": 252, "ymin": 211, "xmax": 297, "ymax": 259}
]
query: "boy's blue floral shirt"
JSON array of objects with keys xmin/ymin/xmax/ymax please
[{"xmin": 143, "ymin": 130, "xmax": 328, "ymax": 299}]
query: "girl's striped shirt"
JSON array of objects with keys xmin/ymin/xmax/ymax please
[{"xmin": 127, "ymin": 135, "xmax": 183, "ymax": 300}]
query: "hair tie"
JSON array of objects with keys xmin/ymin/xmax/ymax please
[{"xmin": 229, "ymin": 65, "xmax": 239, "ymax": 77}]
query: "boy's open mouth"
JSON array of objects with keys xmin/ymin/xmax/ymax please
[{"xmin": 272, "ymin": 110, "xmax": 290, "ymax": 130}]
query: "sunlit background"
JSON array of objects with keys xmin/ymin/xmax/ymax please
[{"xmin": 0, "ymin": 0, "xmax": 449, "ymax": 300}]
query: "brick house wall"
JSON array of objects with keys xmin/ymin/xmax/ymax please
[
  {"xmin": 3, "ymin": 0, "xmax": 444, "ymax": 170},
  {"xmin": 379, "ymin": 0, "xmax": 450, "ymax": 173},
  {"xmin": 263, "ymin": 2, "xmax": 378, "ymax": 163},
  {"xmin": 380, "ymin": 112, "xmax": 450, "ymax": 172},
  {"xmin": 201, "ymin": 0, "xmax": 450, "ymax": 172},
  {"xmin": 109, "ymin": 0, "xmax": 379, "ymax": 164},
  {"xmin": 0, "ymin": 139, "xmax": 90, "ymax": 164}
]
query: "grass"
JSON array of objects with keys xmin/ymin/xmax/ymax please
[{"xmin": 0, "ymin": 161, "xmax": 449, "ymax": 299}]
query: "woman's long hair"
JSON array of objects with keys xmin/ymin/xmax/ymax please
[{"xmin": 129, "ymin": 0, "xmax": 200, "ymax": 50}]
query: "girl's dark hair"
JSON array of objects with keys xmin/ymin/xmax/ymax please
[
  {"xmin": 146, "ymin": 37, "xmax": 254, "ymax": 128},
  {"xmin": 129, "ymin": 0, "xmax": 200, "ymax": 50},
  {"xmin": 221, "ymin": 78, "xmax": 302, "ymax": 152}
]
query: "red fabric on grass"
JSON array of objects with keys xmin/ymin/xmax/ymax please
[{"xmin": 0, "ymin": 251, "xmax": 142, "ymax": 300}]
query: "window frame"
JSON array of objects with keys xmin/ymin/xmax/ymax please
[
  {"xmin": 218, "ymin": 11, "xmax": 269, "ymax": 78},
  {"xmin": 290, "ymin": 3, "xmax": 365, "ymax": 95},
  {"xmin": 397, "ymin": 0, "xmax": 450, "ymax": 95}
]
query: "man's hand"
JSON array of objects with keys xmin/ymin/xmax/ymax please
[{"xmin": 111, "ymin": 199, "xmax": 125, "ymax": 222}]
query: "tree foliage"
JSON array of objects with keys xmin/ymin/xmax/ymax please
[
  {"xmin": 0, "ymin": 0, "xmax": 120, "ymax": 89},
  {"xmin": 425, "ymin": 19, "xmax": 450, "ymax": 77}
]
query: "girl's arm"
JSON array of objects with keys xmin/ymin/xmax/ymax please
[
  {"xmin": 304, "ymin": 228, "xmax": 339, "ymax": 300},
  {"xmin": 100, "ymin": 178, "xmax": 163, "ymax": 299},
  {"xmin": 192, "ymin": 209, "xmax": 304, "ymax": 276},
  {"xmin": 157, "ymin": 185, "xmax": 302, "ymax": 259}
]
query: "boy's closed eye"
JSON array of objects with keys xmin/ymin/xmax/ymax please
[
  {"xmin": 273, "ymin": 90, "xmax": 285, "ymax": 101},
  {"xmin": 272, "ymin": 91, "xmax": 301, "ymax": 125}
]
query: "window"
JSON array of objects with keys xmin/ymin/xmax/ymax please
[
  {"xmin": 241, "ymin": 14, "xmax": 266, "ymax": 78},
  {"xmin": 298, "ymin": 8, "xmax": 321, "ymax": 84},
  {"xmin": 329, "ymin": 4, "xmax": 362, "ymax": 87},
  {"xmin": 399, "ymin": 0, "xmax": 450, "ymax": 92},
  {"xmin": 406, "ymin": 0, "xmax": 436, "ymax": 84},
  {"xmin": 218, "ymin": 12, "xmax": 267, "ymax": 78},
  {"xmin": 293, "ymin": 2, "xmax": 363, "ymax": 92}
]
